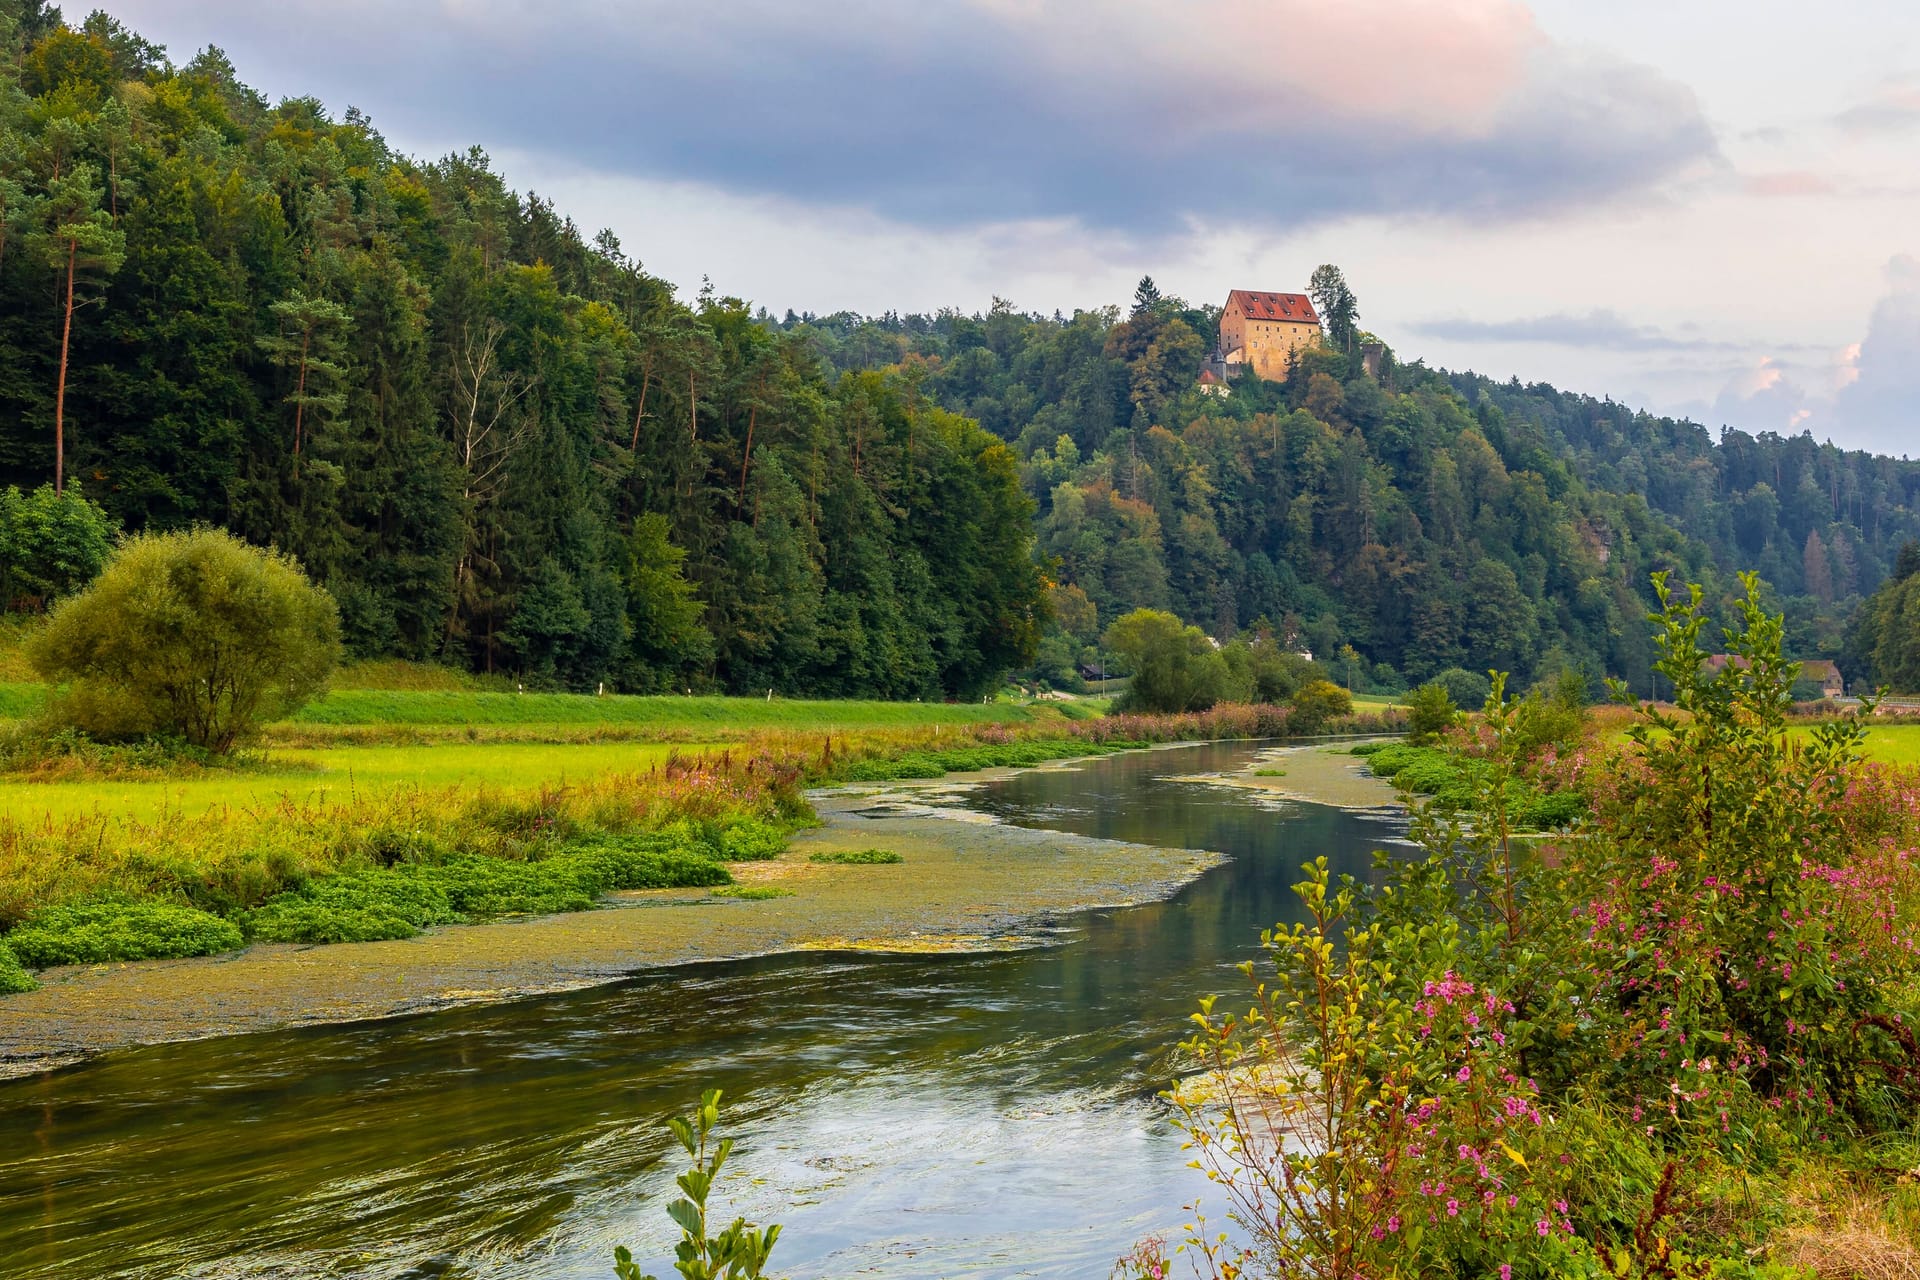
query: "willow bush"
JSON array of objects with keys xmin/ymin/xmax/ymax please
[{"xmin": 30, "ymin": 528, "xmax": 341, "ymax": 753}]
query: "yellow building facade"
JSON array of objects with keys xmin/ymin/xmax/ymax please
[{"xmin": 1220, "ymin": 289, "xmax": 1321, "ymax": 380}]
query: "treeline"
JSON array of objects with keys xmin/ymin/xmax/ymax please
[
  {"xmin": 0, "ymin": 7, "xmax": 1043, "ymax": 697},
  {"xmin": 1448, "ymin": 372, "xmax": 1920, "ymax": 656}
]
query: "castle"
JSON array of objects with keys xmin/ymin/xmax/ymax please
[{"xmin": 1219, "ymin": 289, "xmax": 1321, "ymax": 380}]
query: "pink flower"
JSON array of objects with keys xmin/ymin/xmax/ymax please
[
  {"xmin": 1456, "ymin": 1065, "xmax": 1472, "ymax": 1082},
  {"xmin": 1446, "ymin": 1199, "xmax": 1460, "ymax": 1217},
  {"xmin": 1500, "ymin": 1266, "xmax": 1513, "ymax": 1280}
]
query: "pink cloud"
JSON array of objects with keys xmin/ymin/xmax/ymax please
[{"xmin": 1742, "ymin": 170, "xmax": 1835, "ymax": 197}]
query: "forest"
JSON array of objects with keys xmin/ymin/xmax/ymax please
[
  {"xmin": 4, "ymin": 5, "xmax": 1919, "ymax": 697},
  {"xmin": 787, "ymin": 291, "xmax": 1920, "ymax": 694},
  {"xmin": 0, "ymin": 5, "xmax": 1043, "ymax": 699}
]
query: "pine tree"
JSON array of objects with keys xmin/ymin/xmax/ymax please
[{"xmin": 35, "ymin": 160, "xmax": 122, "ymax": 492}]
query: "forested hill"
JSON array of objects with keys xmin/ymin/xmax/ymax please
[
  {"xmin": 0, "ymin": 9, "xmax": 1042, "ymax": 698},
  {"xmin": 782, "ymin": 303, "xmax": 1920, "ymax": 693},
  {"xmin": 3, "ymin": 11, "xmax": 1916, "ymax": 699}
]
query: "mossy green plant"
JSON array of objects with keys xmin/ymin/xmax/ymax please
[
  {"xmin": 0, "ymin": 939, "xmax": 32, "ymax": 993},
  {"xmin": 808, "ymin": 848, "xmax": 903, "ymax": 865},
  {"xmin": 710, "ymin": 885, "xmax": 794, "ymax": 900},
  {"xmin": 6, "ymin": 899, "xmax": 244, "ymax": 966}
]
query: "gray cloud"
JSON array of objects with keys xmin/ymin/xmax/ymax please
[
  {"xmin": 1836, "ymin": 75, "xmax": 1920, "ymax": 134},
  {"xmin": 1410, "ymin": 309, "xmax": 1748, "ymax": 353},
  {"xmin": 111, "ymin": 0, "xmax": 1719, "ymax": 238}
]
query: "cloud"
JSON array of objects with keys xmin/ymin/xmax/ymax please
[
  {"xmin": 113, "ymin": 0, "xmax": 1719, "ymax": 238},
  {"xmin": 1836, "ymin": 74, "xmax": 1920, "ymax": 134},
  {"xmin": 1709, "ymin": 356, "xmax": 1813, "ymax": 434},
  {"xmin": 1409, "ymin": 309, "xmax": 1746, "ymax": 352},
  {"xmin": 1742, "ymin": 170, "xmax": 1835, "ymax": 197},
  {"xmin": 1823, "ymin": 255, "xmax": 1920, "ymax": 456}
]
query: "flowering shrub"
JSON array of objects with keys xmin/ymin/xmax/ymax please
[{"xmin": 1148, "ymin": 574, "xmax": 1920, "ymax": 1278}]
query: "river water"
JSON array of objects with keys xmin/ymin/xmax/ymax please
[{"xmin": 0, "ymin": 742, "xmax": 1405, "ymax": 1279}]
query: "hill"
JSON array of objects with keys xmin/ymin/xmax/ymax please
[
  {"xmin": 3, "ymin": 11, "xmax": 1915, "ymax": 697},
  {"xmin": 783, "ymin": 298, "xmax": 1919, "ymax": 692}
]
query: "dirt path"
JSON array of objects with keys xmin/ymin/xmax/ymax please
[{"xmin": 0, "ymin": 780, "xmax": 1223, "ymax": 1078}]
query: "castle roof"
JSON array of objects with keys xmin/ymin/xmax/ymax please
[{"xmin": 1227, "ymin": 289, "xmax": 1320, "ymax": 324}]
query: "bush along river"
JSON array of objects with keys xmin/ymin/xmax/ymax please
[{"xmin": 0, "ymin": 741, "xmax": 1408, "ymax": 1279}]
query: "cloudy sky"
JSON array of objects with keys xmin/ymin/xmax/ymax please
[{"xmin": 108, "ymin": 0, "xmax": 1920, "ymax": 455}]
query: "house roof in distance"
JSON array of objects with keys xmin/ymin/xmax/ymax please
[{"xmin": 1226, "ymin": 289, "xmax": 1320, "ymax": 323}]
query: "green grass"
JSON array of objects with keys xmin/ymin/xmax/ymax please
[
  {"xmin": 1835, "ymin": 723, "xmax": 1920, "ymax": 767},
  {"xmin": 710, "ymin": 885, "xmax": 794, "ymax": 900},
  {"xmin": 0, "ymin": 740, "xmax": 698, "ymax": 822},
  {"xmin": 836, "ymin": 737, "xmax": 1137, "ymax": 782},
  {"xmin": 808, "ymin": 848, "xmax": 904, "ymax": 865},
  {"xmin": 1609, "ymin": 720, "xmax": 1920, "ymax": 768},
  {"xmin": 287, "ymin": 689, "xmax": 1040, "ymax": 730},
  {"xmin": 1348, "ymin": 694, "xmax": 1403, "ymax": 713}
]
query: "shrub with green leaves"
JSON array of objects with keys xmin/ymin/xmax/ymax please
[
  {"xmin": 1403, "ymin": 680, "xmax": 1458, "ymax": 744},
  {"xmin": 1286, "ymin": 679, "xmax": 1353, "ymax": 735},
  {"xmin": 7, "ymin": 899, "xmax": 244, "ymax": 967},
  {"xmin": 1151, "ymin": 575, "xmax": 1920, "ymax": 1278},
  {"xmin": 29, "ymin": 528, "xmax": 341, "ymax": 753}
]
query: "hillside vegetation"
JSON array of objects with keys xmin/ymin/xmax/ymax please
[{"xmin": 2, "ymin": 10, "xmax": 1915, "ymax": 708}]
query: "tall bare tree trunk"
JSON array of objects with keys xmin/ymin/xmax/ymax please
[
  {"xmin": 629, "ymin": 368, "xmax": 651, "ymax": 451},
  {"xmin": 737, "ymin": 405, "xmax": 756, "ymax": 512},
  {"xmin": 54, "ymin": 237, "xmax": 75, "ymax": 494},
  {"xmin": 292, "ymin": 329, "xmax": 311, "ymax": 456}
]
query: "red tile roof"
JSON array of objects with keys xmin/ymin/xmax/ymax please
[{"xmin": 1227, "ymin": 289, "xmax": 1320, "ymax": 324}]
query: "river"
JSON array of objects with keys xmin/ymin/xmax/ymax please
[{"xmin": 0, "ymin": 741, "xmax": 1407, "ymax": 1279}]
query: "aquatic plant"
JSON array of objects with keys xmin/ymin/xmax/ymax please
[
  {"xmin": 5, "ymin": 898, "xmax": 243, "ymax": 966},
  {"xmin": 0, "ymin": 939, "xmax": 31, "ymax": 993},
  {"xmin": 807, "ymin": 849, "xmax": 903, "ymax": 865}
]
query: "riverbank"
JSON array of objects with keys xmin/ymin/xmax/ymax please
[
  {"xmin": 0, "ymin": 771, "xmax": 1225, "ymax": 1077},
  {"xmin": 1198, "ymin": 739, "xmax": 1402, "ymax": 809}
]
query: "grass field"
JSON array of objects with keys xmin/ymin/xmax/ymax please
[
  {"xmin": 1825, "ymin": 722, "xmax": 1920, "ymax": 766},
  {"xmin": 287, "ymin": 689, "xmax": 1040, "ymax": 729},
  {"xmin": 0, "ymin": 740, "xmax": 701, "ymax": 822},
  {"xmin": 1600, "ymin": 714, "xmax": 1920, "ymax": 768},
  {"xmin": 0, "ymin": 672, "xmax": 1067, "ymax": 824}
]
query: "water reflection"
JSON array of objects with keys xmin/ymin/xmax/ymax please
[{"xmin": 0, "ymin": 742, "xmax": 1405, "ymax": 1278}]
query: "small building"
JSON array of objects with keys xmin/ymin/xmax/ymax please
[
  {"xmin": 1220, "ymin": 289, "xmax": 1320, "ymax": 381},
  {"xmin": 1196, "ymin": 366, "xmax": 1230, "ymax": 397},
  {"xmin": 1800, "ymin": 659, "xmax": 1845, "ymax": 698},
  {"xmin": 1703, "ymin": 654, "xmax": 1845, "ymax": 698}
]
